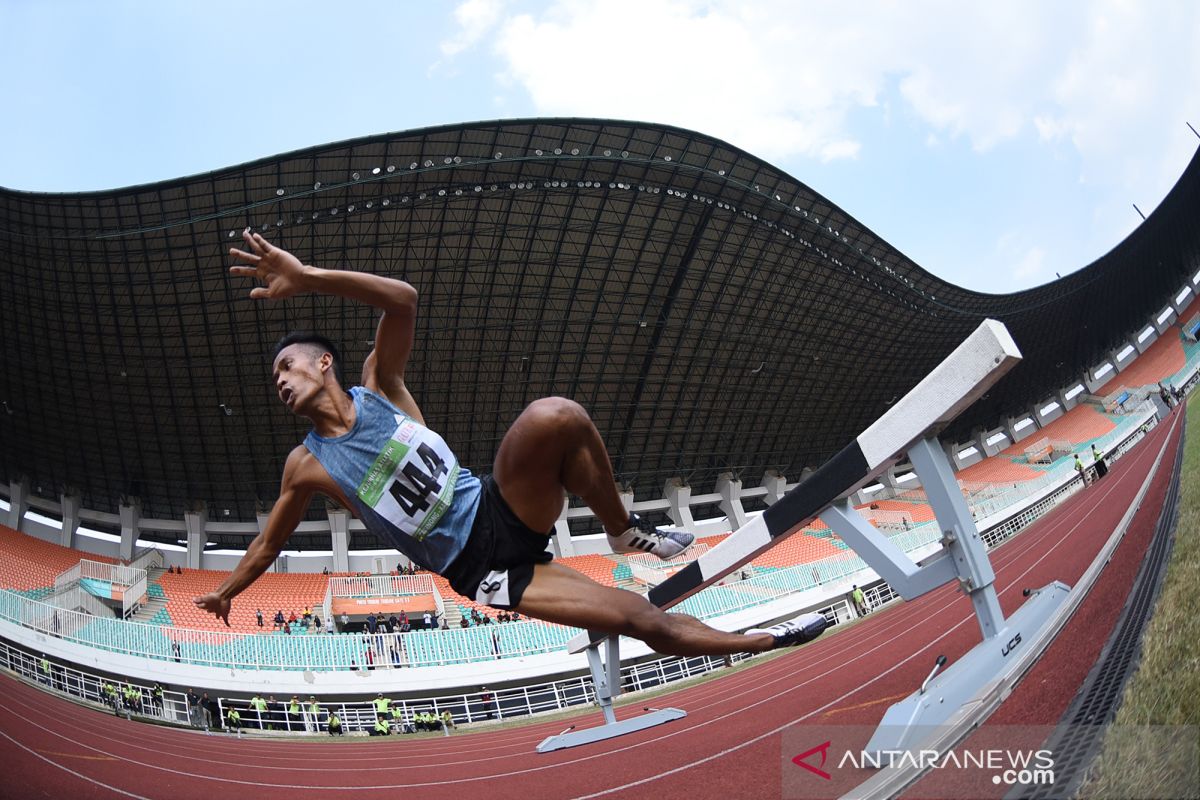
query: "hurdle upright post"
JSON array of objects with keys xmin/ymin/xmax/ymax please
[{"xmin": 536, "ymin": 634, "xmax": 686, "ymax": 752}]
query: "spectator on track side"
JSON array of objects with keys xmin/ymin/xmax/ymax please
[
  {"xmin": 250, "ymin": 694, "xmax": 268, "ymax": 729},
  {"xmin": 186, "ymin": 688, "xmax": 201, "ymax": 727},
  {"xmin": 851, "ymin": 585, "xmax": 868, "ymax": 617},
  {"xmin": 1091, "ymin": 444, "xmax": 1108, "ymax": 479}
]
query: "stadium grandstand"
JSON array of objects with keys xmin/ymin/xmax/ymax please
[{"xmin": 1, "ymin": 120, "xmax": 1198, "ymax": 797}]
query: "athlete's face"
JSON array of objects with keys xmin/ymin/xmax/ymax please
[{"xmin": 271, "ymin": 344, "xmax": 331, "ymax": 416}]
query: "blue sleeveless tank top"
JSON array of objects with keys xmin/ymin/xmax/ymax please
[{"xmin": 303, "ymin": 387, "xmax": 481, "ymax": 572}]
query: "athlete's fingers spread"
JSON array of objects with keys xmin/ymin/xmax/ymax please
[
  {"xmin": 243, "ymin": 228, "xmax": 264, "ymax": 254},
  {"xmin": 229, "ymin": 266, "xmax": 258, "ymax": 277},
  {"xmin": 251, "ymin": 232, "xmax": 274, "ymax": 252},
  {"xmin": 229, "ymin": 247, "xmax": 261, "ymax": 264}
]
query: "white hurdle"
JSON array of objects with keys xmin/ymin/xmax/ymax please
[{"xmin": 539, "ymin": 319, "xmax": 1071, "ymax": 754}]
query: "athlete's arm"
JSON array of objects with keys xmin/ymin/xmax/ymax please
[
  {"xmin": 229, "ymin": 229, "xmax": 422, "ymax": 418},
  {"xmin": 193, "ymin": 446, "xmax": 314, "ymax": 625}
]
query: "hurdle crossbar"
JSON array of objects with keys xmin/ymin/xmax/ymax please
[{"xmin": 568, "ymin": 318, "xmax": 1021, "ymax": 654}]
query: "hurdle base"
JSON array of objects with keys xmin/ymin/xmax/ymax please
[
  {"xmin": 536, "ymin": 707, "xmax": 687, "ymax": 753},
  {"xmin": 864, "ymin": 580, "xmax": 1071, "ymax": 759}
]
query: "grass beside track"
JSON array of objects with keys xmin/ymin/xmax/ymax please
[{"xmin": 1080, "ymin": 395, "xmax": 1200, "ymax": 799}]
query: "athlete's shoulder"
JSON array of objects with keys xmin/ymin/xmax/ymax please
[{"xmin": 283, "ymin": 444, "xmax": 336, "ymax": 492}]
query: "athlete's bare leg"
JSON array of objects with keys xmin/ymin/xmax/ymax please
[
  {"xmin": 493, "ymin": 397, "xmax": 630, "ymax": 536},
  {"xmin": 515, "ymin": 562, "xmax": 774, "ymax": 656},
  {"xmin": 493, "ymin": 397, "xmax": 775, "ymax": 655}
]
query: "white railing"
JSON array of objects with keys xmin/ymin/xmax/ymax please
[
  {"xmin": 48, "ymin": 586, "xmax": 110, "ymax": 619},
  {"xmin": 123, "ymin": 573, "xmax": 147, "ymax": 618},
  {"xmin": 53, "ymin": 563, "xmax": 81, "ymax": 592},
  {"xmin": 129, "ymin": 548, "xmax": 164, "ymax": 572},
  {"xmin": 81, "ymin": 560, "xmax": 144, "ymax": 588},
  {"xmin": 328, "ymin": 574, "xmax": 435, "ymax": 598}
]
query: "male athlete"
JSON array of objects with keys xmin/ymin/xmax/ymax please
[{"xmin": 195, "ymin": 230, "xmax": 826, "ymax": 656}]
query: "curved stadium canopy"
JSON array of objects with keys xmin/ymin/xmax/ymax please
[{"xmin": 1, "ymin": 119, "xmax": 1198, "ymax": 547}]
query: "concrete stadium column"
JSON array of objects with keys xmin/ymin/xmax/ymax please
[
  {"xmin": 184, "ymin": 510, "xmax": 207, "ymax": 570},
  {"xmin": 762, "ymin": 470, "xmax": 787, "ymax": 506},
  {"xmin": 7, "ymin": 478, "xmax": 29, "ymax": 532},
  {"xmin": 118, "ymin": 500, "xmax": 140, "ymax": 562},
  {"xmin": 663, "ymin": 478, "xmax": 695, "ymax": 529},
  {"xmin": 327, "ymin": 509, "xmax": 350, "ymax": 573},
  {"xmin": 618, "ymin": 485, "xmax": 634, "ymax": 518},
  {"xmin": 551, "ymin": 496, "xmax": 575, "ymax": 558},
  {"xmin": 59, "ymin": 492, "xmax": 81, "ymax": 549},
  {"xmin": 716, "ymin": 473, "xmax": 747, "ymax": 531}
]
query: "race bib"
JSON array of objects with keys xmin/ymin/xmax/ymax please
[{"xmin": 356, "ymin": 416, "xmax": 460, "ymax": 540}]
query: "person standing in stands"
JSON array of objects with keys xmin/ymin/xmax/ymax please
[
  {"xmin": 256, "ymin": 608, "xmax": 264, "ymax": 628},
  {"xmin": 194, "ymin": 231, "xmax": 825, "ymax": 657},
  {"xmin": 1091, "ymin": 444, "xmax": 1108, "ymax": 479}
]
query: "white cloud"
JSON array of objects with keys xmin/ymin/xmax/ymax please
[
  {"xmin": 441, "ymin": 1, "xmax": 1197, "ymax": 169},
  {"xmin": 441, "ymin": 0, "xmax": 505, "ymax": 57}
]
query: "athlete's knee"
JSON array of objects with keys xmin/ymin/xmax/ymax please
[{"xmin": 525, "ymin": 397, "xmax": 591, "ymax": 432}]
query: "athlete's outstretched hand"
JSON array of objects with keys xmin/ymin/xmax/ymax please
[
  {"xmin": 193, "ymin": 592, "xmax": 231, "ymax": 627},
  {"xmin": 229, "ymin": 229, "xmax": 309, "ymax": 301}
]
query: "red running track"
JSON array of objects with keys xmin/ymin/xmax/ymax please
[{"xmin": 0, "ymin": 410, "xmax": 1183, "ymax": 800}]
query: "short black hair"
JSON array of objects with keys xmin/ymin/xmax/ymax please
[{"xmin": 273, "ymin": 331, "xmax": 344, "ymax": 386}]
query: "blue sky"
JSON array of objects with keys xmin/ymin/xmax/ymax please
[{"xmin": 1, "ymin": 0, "xmax": 1197, "ymax": 295}]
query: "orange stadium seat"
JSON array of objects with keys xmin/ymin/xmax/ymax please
[{"xmin": 0, "ymin": 525, "xmax": 116, "ymax": 591}]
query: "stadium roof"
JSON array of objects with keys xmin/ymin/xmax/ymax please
[{"xmin": 2, "ymin": 119, "xmax": 1197, "ymax": 547}]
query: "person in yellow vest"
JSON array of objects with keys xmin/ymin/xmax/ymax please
[
  {"xmin": 250, "ymin": 694, "xmax": 268, "ymax": 730},
  {"xmin": 306, "ymin": 696, "xmax": 321, "ymax": 732},
  {"xmin": 103, "ymin": 681, "xmax": 119, "ymax": 714},
  {"xmin": 1073, "ymin": 454, "xmax": 1087, "ymax": 487},
  {"xmin": 287, "ymin": 696, "xmax": 302, "ymax": 732},
  {"xmin": 38, "ymin": 655, "xmax": 51, "ymax": 687},
  {"xmin": 440, "ymin": 710, "xmax": 455, "ymax": 730},
  {"xmin": 327, "ymin": 712, "xmax": 343, "ymax": 736},
  {"xmin": 373, "ymin": 693, "xmax": 390, "ymax": 717},
  {"xmin": 226, "ymin": 705, "xmax": 242, "ymax": 734},
  {"xmin": 372, "ymin": 714, "xmax": 390, "ymax": 736}
]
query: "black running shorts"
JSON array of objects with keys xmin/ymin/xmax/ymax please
[{"xmin": 442, "ymin": 473, "xmax": 554, "ymax": 610}]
